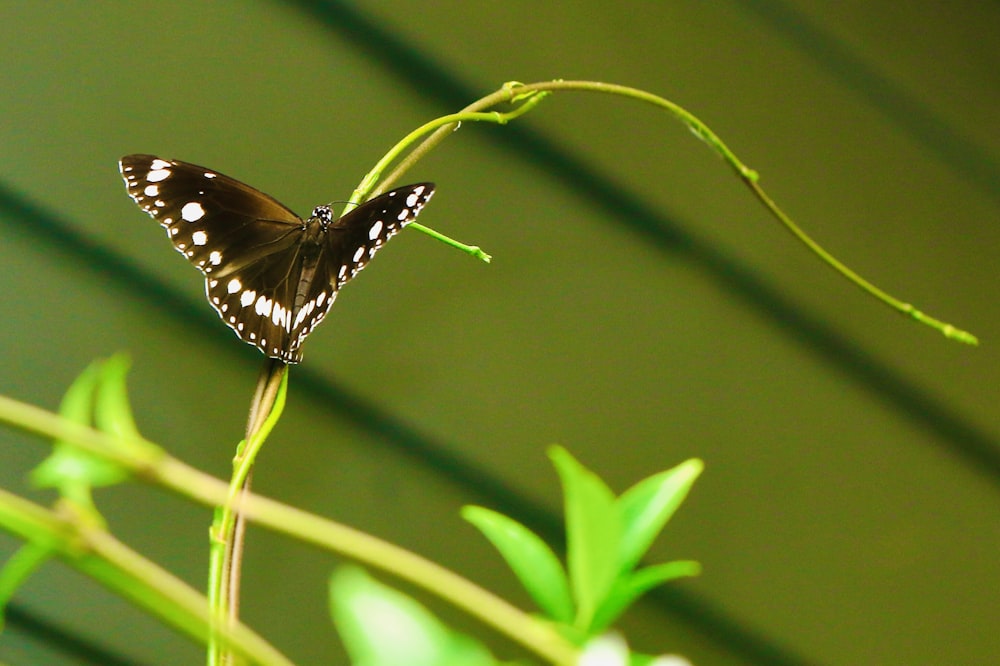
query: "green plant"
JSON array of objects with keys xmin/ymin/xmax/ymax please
[
  {"xmin": 0, "ymin": 80, "xmax": 976, "ymax": 665},
  {"xmin": 0, "ymin": 356, "xmax": 699, "ymax": 665}
]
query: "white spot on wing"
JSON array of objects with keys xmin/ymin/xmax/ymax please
[
  {"xmin": 181, "ymin": 202, "xmax": 205, "ymax": 222},
  {"xmin": 147, "ymin": 168, "xmax": 171, "ymax": 183},
  {"xmin": 352, "ymin": 247, "xmax": 365, "ymax": 263},
  {"xmin": 227, "ymin": 278, "xmax": 242, "ymax": 294},
  {"xmin": 143, "ymin": 184, "xmax": 159, "ymax": 197},
  {"xmin": 272, "ymin": 303, "xmax": 290, "ymax": 331},
  {"xmin": 240, "ymin": 290, "xmax": 256, "ymax": 307},
  {"xmin": 294, "ymin": 300, "xmax": 317, "ymax": 329},
  {"xmin": 368, "ymin": 220, "xmax": 383, "ymax": 240},
  {"xmin": 191, "ymin": 230, "xmax": 207, "ymax": 246},
  {"xmin": 209, "ymin": 250, "xmax": 222, "ymax": 265}
]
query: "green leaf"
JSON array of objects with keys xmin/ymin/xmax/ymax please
[
  {"xmin": 548, "ymin": 446, "xmax": 620, "ymax": 631},
  {"xmin": 92, "ymin": 353, "xmax": 141, "ymax": 440},
  {"xmin": 30, "ymin": 360, "xmax": 129, "ymax": 505},
  {"xmin": 590, "ymin": 561, "xmax": 702, "ymax": 633},
  {"xmin": 329, "ymin": 566, "xmax": 495, "ymax": 666},
  {"xmin": 461, "ymin": 505, "xmax": 573, "ymax": 623},
  {"xmin": 616, "ymin": 459, "xmax": 702, "ymax": 574}
]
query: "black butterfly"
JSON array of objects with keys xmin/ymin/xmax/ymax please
[{"xmin": 119, "ymin": 154, "xmax": 434, "ymax": 363}]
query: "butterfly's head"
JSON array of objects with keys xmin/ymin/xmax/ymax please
[{"xmin": 311, "ymin": 205, "xmax": 334, "ymax": 230}]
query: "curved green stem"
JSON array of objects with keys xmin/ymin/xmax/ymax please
[
  {"xmin": 349, "ymin": 87, "xmax": 549, "ymax": 205},
  {"xmin": 341, "ymin": 85, "xmax": 550, "ymax": 263},
  {"xmin": 380, "ymin": 79, "xmax": 977, "ymax": 345},
  {"xmin": 742, "ymin": 178, "xmax": 979, "ymax": 345}
]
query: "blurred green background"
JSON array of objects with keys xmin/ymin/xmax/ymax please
[{"xmin": 1, "ymin": 1, "xmax": 997, "ymax": 664}]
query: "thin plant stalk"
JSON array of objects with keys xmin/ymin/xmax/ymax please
[
  {"xmin": 0, "ymin": 487, "xmax": 293, "ymax": 666},
  {"xmin": 208, "ymin": 360, "xmax": 287, "ymax": 666},
  {"xmin": 382, "ymin": 80, "xmax": 976, "ymax": 344}
]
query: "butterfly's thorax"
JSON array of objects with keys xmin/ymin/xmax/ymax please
[
  {"xmin": 293, "ymin": 206, "xmax": 336, "ymax": 314},
  {"xmin": 301, "ymin": 205, "xmax": 334, "ymax": 251}
]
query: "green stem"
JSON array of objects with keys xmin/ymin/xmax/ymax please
[
  {"xmin": 0, "ymin": 396, "xmax": 578, "ymax": 666},
  {"xmin": 409, "ymin": 222, "xmax": 492, "ymax": 263},
  {"xmin": 741, "ymin": 178, "xmax": 978, "ymax": 344},
  {"xmin": 0, "ymin": 542, "xmax": 51, "ymax": 630},
  {"xmin": 340, "ymin": 85, "xmax": 549, "ymax": 263},
  {"xmin": 349, "ymin": 85, "xmax": 549, "ymax": 204},
  {"xmin": 385, "ymin": 79, "xmax": 977, "ymax": 345},
  {"xmin": 0, "ymin": 488, "xmax": 292, "ymax": 666},
  {"xmin": 164, "ymin": 458, "xmax": 578, "ymax": 666},
  {"xmin": 208, "ymin": 361, "xmax": 288, "ymax": 666}
]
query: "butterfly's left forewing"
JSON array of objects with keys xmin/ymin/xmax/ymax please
[{"xmin": 119, "ymin": 155, "xmax": 304, "ymax": 277}]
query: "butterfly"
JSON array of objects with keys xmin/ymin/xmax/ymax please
[{"xmin": 119, "ymin": 154, "xmax": 434, "ymax": 363}]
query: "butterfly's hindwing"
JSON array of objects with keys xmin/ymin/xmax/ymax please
[
  {"xmin": 203, "ymin": 243, "xmax": 314, "ymax": 361},
  {"xmin": 119, "ymin": 154, "xmax": 434, "ymax": 362}
]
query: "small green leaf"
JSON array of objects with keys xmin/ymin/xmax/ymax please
[
  {"xmin": 616, "ymin": 459, "xmax": 702, "ymax": 574},
  {"xmin": 93, "ymin": 353, "xmax": 141, "ymax": 441},
  {"xmin": 329, "ymin": 566, "xmax": 495, "ymax": 666},
  {"xmin": 590, "ymin": 561, "xmax": 701, "ymax": 633},
  {"xmin": 462, "ymin": 505, "xmax": 573, "ymax": 623},
  {"xmin": 30, "ymin": 360, "xmax": 129, "ymax": 505},
  {"xmin": 55, "ymin": 360, "xmax": 102, "ymax": 427},
  {"xmin": 548, "ymin": 446, "xmax": 620, "ymax": 630}
]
